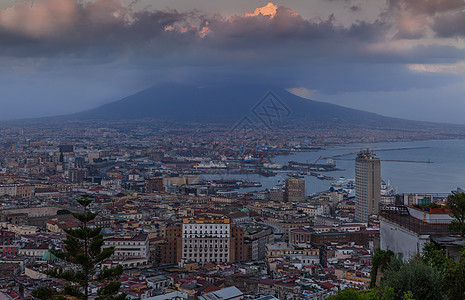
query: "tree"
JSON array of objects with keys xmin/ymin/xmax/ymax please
[
  {"xmin": 382, "ymin": 258, "xmax": 445, "ymax": 300},
  {"xmin": 421, "ymin": 242, "xmax": 449, "ymax": 273},
  {"xmin": 33, "ymin": 195, "xmax": 126, "ymax": 300},
  {"xmin": 370, "ymin": 249, "xmax": 394, "ymax": 288},
  {"xmin": 446, "ymin": 193, "xmax": 465, "ymax": 237},
  {"xmin": 328, "ymin": 287, "xmax": 397, "ymax": 300},
  {"xmin": 443, "ymin": 248, "xmax": 465, "ymax": 300}
]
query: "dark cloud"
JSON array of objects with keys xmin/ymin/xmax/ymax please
[
  {"xmin": 387, "ymin": 0, "xmax": 465, "ymax": 16},
  {"xmin": 0, "ymin": 0, "xmax": 464, "ymax": 120},
  {"xmin": 432, "ymin": 10, "xmax": 465, "ymax": 36}
]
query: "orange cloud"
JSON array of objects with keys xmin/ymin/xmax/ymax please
[{"xmin": 245, "ymin": 2, "xmax": 278, "ymax": 18}]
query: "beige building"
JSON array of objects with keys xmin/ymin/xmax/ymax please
[
  {"xmin": 355, "ymin": 151, "xmax": 381, "ymax": 222},
  {"xmin": 19, "ymin": 245, "xmax": 48, "ymax": 257},
  {"xmin": 285, "ymin": 178, "xmax": 305, "ymax": 202},
  {"xmin": 0, "ymin": 184, "xmax": 35, "ymax": 197}
]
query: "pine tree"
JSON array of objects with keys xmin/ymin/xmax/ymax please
[{"xmin": 33, "ymin": 195, "xmax": 126, "ymax": 300}]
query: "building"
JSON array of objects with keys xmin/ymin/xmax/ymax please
[
  {"xmin": 198, "ymin": 286, "xmax": 243, "ymax": 300},
  {"xmin": 67, "ymin": 169, "xmax": 88, "ymax": 184},
  {"xmin": 145, "ymin": 178, "xmax": 163, "ymax": 193},
  {"xmin": 103, "ymin": 233, "xmax": 150, "ymax": 263},
  {"xmin": 285, "ymin": 178, "xmax": 305, "ymax": 202},
  {"xmin": 159, "ymin": 225, "xmax": 182, "ymax": 265},
  {"xmin": 0, "ymin": 184, "xmax": 35, "ymax": 197},
  {"xmin": 380, "ymin": 206, "xmax": 454, "ymax": 261},
  {"xmin": 355, "ymin": 151, "xmax": 381, "ymax": 222},
  {"xmin": 181, "ymin": 217, "xmax": 245, "ymax": 265},
  {"xmin": 243, "ymin": 224, "xmax": 274, "ymax": 261}
]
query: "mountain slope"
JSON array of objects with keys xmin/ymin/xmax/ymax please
[{"xmin": 68, "ymin": 83, "xmax": 448, "ymax": 129}]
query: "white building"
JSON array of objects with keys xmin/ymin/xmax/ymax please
[
  {"xmin": 380, "ymin": 207, "xmax": 453, "ymax": 261},
  {"xmin": 181, "ymin": 217, "xmax": 231, "ymax": 264},
  {"xmin": 103, "ymin": 233, "xmax": 150, "ymax": 261}
]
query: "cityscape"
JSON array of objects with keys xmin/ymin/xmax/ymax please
[{"xmin": 1, "ymin": 0, "xmax": 465, "ymax": 300}]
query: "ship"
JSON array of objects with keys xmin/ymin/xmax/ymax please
[
  {"xmin": 381, "ymin": 179, "xmax": 397, "ymax": 196},
  {"xmin": 288, "ymin": 159, "xmax": 337, "ymax": 171},
  {"xmin": 259, "ymin": 170, "xmax": 277, "ymax": 177},
  {"xmin": 330, "ymin": 177, "xmax": 396, "ymax": 196},
  {"xmin": 240, "ymin": 181, "xmax": 262, "ymax": 188},
  {"xmin": 197, "ymin": 161, "xmax": 227, "ymax": 169},
  {"xmin": 287, "ymin": 173, "xmax": 305, "ymax": 178}
]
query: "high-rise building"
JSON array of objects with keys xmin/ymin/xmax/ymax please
[
  {"xmin": 285, "ymin": 178, "xmax": 305, "ymax": 202},
  {"xmin": 355, "ymin": 150, "xmax": 381, "ymax": 222}
]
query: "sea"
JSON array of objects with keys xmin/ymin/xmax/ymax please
[{"xmin": 200, "ymin": 139, "xmax": 465, "ymax": 195}]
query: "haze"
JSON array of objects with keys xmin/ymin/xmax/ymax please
[{"xmin": 1, "ymin": 0, "xmax": 465, "ymax": 123}]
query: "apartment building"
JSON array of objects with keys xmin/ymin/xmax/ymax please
[{"xmin": 103, "ymin": 233, "xmax": 150, "ymax": 261}]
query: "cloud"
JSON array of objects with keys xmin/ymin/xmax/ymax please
[
  {"xmin": 432, "ymin": 11, "xmax": 465, "ymax": 37},
  {"xmin": 384, "ymin": 0, "xmax": 465, "ymax": 39},
  {"xmin": 0, "ymin": 0, "xmax": 464, "ymax": 120},
  {"xmin": 387, "ymin": 0, "xmax": 465, "ymax": 16},
  {"xmin": 408, "ymin": 61, "xmax": 465, "ymax": 74},
  {"xmin": 244, "ymin": 2, "xmax": 278, "ymax": 18},
  {"xmin": 287, "ymin": 87, "xmax": 318, "ymax": 98}
]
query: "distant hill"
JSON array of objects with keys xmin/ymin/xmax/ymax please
[{"xmin": 67, "ymin": 83, "xmax": 456, "ymax": 130}]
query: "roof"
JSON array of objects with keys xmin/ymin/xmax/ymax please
[
  {"xmin": 319, "ymin": 281, "xmax": 336, "ymax": 289},
  {"xmin": 199, "ymin": 286, "xmax": 243, "ymax": 300},
  {"xmin": 105, "ymin": 233, "xmax": 148, "ymax": 242},
  {"xmin": 255, "ymin": 296, "xmax": 279, "ymax": 300}
]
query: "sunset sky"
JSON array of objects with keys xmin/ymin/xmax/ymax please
[{"xmin": 1, "ymin": 0, "xmax": 465, "ymax": 123}]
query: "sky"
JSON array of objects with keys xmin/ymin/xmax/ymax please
[{"xmin": 1, "ymin": 0, "xmax": 465, "ymax": 123}]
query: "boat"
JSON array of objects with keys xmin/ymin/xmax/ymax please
[
  {"xmin": 381, "ymin": 180, "xmax": 397, "ymax": 196},
  {"xmin": 197, "ymin": 161, "xmax": 227, "ymax": 169},
  {"xmin": 259, "ymin": 170, "xmax": 277, "ymax": 177},
  {"xmin": 241, "ymin": 181, "xmax": 262, "ymax": 188},
  {"xmin": 288, "ymin": 159, "xmax": 337, "ymax": 171},
  {"xmin": 287, "ymin": 173, "xmax": 305, "ymax": 178}
]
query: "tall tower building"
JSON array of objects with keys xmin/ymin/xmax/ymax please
[
  {"xmin": 355, "ymin": 150, "xmax": 381, "ymax": 222},
  {"xmin": 285, "ymin": 178, "xmax": 305, "ymax": 202}
]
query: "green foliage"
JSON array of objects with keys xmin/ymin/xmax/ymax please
[
  {"xmin": 418, "ymin": 203, "xmax": 441, "ymax": 209},
  {"xmin": 31, "ymin": 287, "xmax": 55, "ymax": 300},
  {"xmin": 328, "ymin": 287, "xmax": 396, "ymax": 300},
  {"xmin": 370, "ymin": 249, "xmax": 394, "ymax": 288},
  {"xmin": 443, "ymin": 248, "xmax": 465, "ymax": 300},
  {"xmin": 328, "ymin": 288, "xmax": 374, "ymax": 300},
  {"xmin": 34, "ymin": 195, "xmax": 125, "ymax": 300},
  {"xmin": 421, "ymin": 242, "xmax": 449, "ymax": 272},
  {"xmin": 446, "ymin": 193, "xmax": 465, "ymax": 236},
  {"xmin": 382, "ymin": 258, "xmax": 445, "ymax": 300},
  {"xmin": 401, "ymin": 291, "xmax": 414, "ymax": 300}
]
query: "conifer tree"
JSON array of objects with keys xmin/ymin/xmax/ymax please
[{"xmin": 33, "ymin": 195, "xmax": 126, "ymax": 300}]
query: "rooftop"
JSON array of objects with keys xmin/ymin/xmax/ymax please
[{"xmin": 380, "ymin": 210, "xmax": 453, "ymax": 235}]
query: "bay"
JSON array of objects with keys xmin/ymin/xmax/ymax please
[{"xmin": 200, "ymin": 139, "xmax": 465, "ymax": 195}]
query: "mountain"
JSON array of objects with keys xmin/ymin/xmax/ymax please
[{"xmin": 68, "ymin": 83, "xmax": 453, "ymax": 130}]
